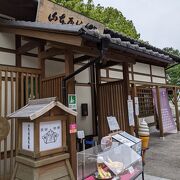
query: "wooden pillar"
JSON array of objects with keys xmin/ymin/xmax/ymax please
[
  {"xmin": 38, "ymin": 45, "xmax": 45, "ymax": 78},
  {"xmin": 156, "ymin": 86, "xmax": 164, "ymax": 137},
  {"xmin": 150, "ymin": 65, "xmax": 153, "ymax": 83},
  {"xmin": 38, "ymin": 45, "xmax": 45, "ymax": 99},
  {"xmin": 90, "ymin": 64, "xmax": 97, "ymax": 135},
  {"xmin": 123, "ymin": 62, "xmax": 133, "ymax": 134},
  {"xmin": 15, "ymin": 35, "xmax": 22, "ymax": 109},
  {"xmin": 15, "ymin": 36, "xmax": 22, "ymax": 165},
  {"xmin": 173, "ymin": 87, "xmax": 180, "ymax": 131},
  {"xmin": 132, "ymin": 83, "xmax": 139, "ymax": 136},
  {"xmin": 96, "ymin": 66, "xmax": 102, "ymax": 139},
  {"xmin": 64, "ymin": 50, "xmax": 77, "ymax": 178},
  {"xmin": 15, "ymin": 35, "xmax": 21, "ymax": 67}
]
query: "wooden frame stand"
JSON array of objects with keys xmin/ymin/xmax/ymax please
[
  {"xmin": 12, "ymin": 153, "xmax": 75, "ymax": 180},
  {"xmin": 8, "ymin": 97, "xmax": 77, "ymax": 180}
]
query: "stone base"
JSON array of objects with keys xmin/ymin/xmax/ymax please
[{"xmin": 12, "ymin": 153, "xmax": 75, "ymax": 180}]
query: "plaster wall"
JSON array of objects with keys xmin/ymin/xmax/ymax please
[
  {"xmin": 109, "ymin": 70, "xmax": 123, "ymax": 79},
  {"xmin": 75, "ymin": 86, "xmax": 93, "ymax": 135},
  {"xmin": 134, "ymin": 74, "xmax": 151, "ymax": 82},
  {"xmin": 133, "ymin": 62, "xmax": 150, "ymax": 74},
  {"xmin": 151, "ymin": 65, "xmax": 165, "ymax": 77}
]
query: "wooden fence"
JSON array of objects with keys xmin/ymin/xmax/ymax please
[
  {"xmin": 97, "ymin": 80, "xmax": 127, "ymax": 137},
  {"xmin": 0, "ymin": 65, "xmax": 41, "ymax": 179},
  {"xmin": 41, "ymin": 74, "xmax": 65, "ymax": 102}
]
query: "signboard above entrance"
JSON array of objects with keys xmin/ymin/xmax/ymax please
[{"xmin": 36, "ymin": 0, "xmax": 105, "ymax": 33}]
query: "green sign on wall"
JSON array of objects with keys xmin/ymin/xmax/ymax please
[{"xmin": 68, "ymin": 94, "xmax": 77, "ymax": 110}]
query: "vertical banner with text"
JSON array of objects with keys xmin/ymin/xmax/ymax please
[{"xmin": 152, "ymin": 88, "xmax": 177, "ymax": 133}]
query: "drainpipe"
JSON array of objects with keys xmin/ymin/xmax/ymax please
[
  {"xmin": 62, "ymin": 58, "xmax": 100, "ymax": 105},
  {"xmin": 62, "ymin": 36, "xmax": 111, "ymax": 105}
]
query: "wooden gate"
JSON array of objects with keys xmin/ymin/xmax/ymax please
[
  {"xmin": 98, "ymin": 80, "xmax": 127, "ymax": 137},
  {"xmin": 0, "ymin": 65, "xmax": 41, "ymax": 179}
]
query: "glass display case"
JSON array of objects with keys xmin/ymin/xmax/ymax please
[{"xmin": 77, "ymin": 142, "xmax": 143, "ymax": 180}]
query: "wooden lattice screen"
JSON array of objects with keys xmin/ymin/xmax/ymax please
[
  {"xmin": 0, "ymin": 66, "xmax": 41, "ymax": 180},
  {"xmin": 41, "ymin": 74, "xmax": 65, "ymax": 102},
  {"xmin": 98, "ymin": 81, "xmax": 127, "ymax": 137},
  {"xmin": 137, "ymin": 87, "xmax": 154, "ymax": 117}
]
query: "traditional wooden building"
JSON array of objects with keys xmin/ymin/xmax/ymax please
[{"xmin": 0, "ymin": 0, "xmax": 180, "ymax": 179}]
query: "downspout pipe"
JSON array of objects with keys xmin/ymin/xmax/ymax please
[
  {"xmin": 62, "ymin": 57, "xmax": 100, "ymax": 105},
  {"xmin": 62, "ymin": 36, "xmax": 111, "ymax": 106}
]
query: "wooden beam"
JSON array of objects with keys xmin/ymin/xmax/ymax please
[
  {"xmin": 100, "ymin": 77, "xmax": 119, "ymax": 82},
  {"xmin": 131, "ymin": 64, "xmax": 134, "ymax": 81},
  {"xmin": 49, "ymin": 43, "xmax": 100, "ymax": 57},
  {"xmin": 0, "ymin": 47, "xmax": 16, "ymax": 54},
  {"xmin": 173, "ymin": 87, "xmax": 180, "ymax": 131},
  {"xmin": 64, "ymin": 50, "xmax": 77, "ymax": 178},
  {"xmin": 17, "ymin": 40, "xmax": 44, "ymax": 54},
  {"xmin": 156, "ymin": 86, "xmax": 164, "ymax": 137},
  {"xmin": 0, "ymin": 26, "xmax": 83, "ymax": 46},
  {"xmin": 50, "ymin": 43, "xmax": 136, "ymax": 64},
  {"xmin": 150, "ymin": 65, "xmax": 153, "ymax": 83},
  {"xmin": 38, "ymin": 48, "xmax": 65, "ymax": 59},
  {"xmin": 0, "ymin": 65, "xmax": 41, "ymax": 74},
  {"xmin": 105, "ymin": 49, "xmax": 136, "ymax": 64},
  {"xmin": 98, "ymin": 61, "xmax": 120, "ymax": 69},
  {"xmin": 130, "ymin": 80, "xmax": 180, "ymax": 89},
  {"xmin": 38, "ymin": 45, "xmax": 45, "ymax": 78},
  {"xmin": 0, "ymin": 46, "xmax": 65, "ymax": 62},
  {"xmin": 25, "ymin": 52, "xmax": 65, "ymax": 62},
  {"xmin": 74, "ymin": 55, "xmax": 91, "ymax": 64}
]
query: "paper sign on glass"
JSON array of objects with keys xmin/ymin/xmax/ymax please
[
  {"xmin": 107, "ymin": 116, "xmax": 120, "ymax": 131},
  {"xmin": 22, "ymin": 122, "xmax": 34, "ymax": 151},
  {"xmin": 39, "ymin": 120, "xmax": 62, "ymax": 151}
]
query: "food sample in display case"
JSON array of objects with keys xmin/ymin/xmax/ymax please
[{"xmin": 77, "ymin": 143, "xmax": 143, "ymax": 180}]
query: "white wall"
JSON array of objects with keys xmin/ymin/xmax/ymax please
[
  {"xmin": 75, "ymin": 86, "xmax": 93, "ymax": 136},
  {"xmin": 0, "ymin": 52, "xmax": 15, "ymax": 66},
  {"xmin": 152, "ymin": 77, "xmax": 166, "ymax": 84},
  {"xmin": 0, "ymin": 32, "xmax": 15, "ymax": 49},
  {"xmin": 22, "ymin": 55, "xmax": 39, "ymax": 69},
  {"xmin": 133, "ymin": 62, "xmax": 150, "ymax": 74},
  {"xmin": 101, "ymin": 69, "xmax": 106, "ymax": 77},
  {"xmin": 151, "ymin": 65, "xmax": 165, "ymax": 77},
  {"xmin": 75, "ymin": 65, "xmax": 90, "ymax": 83},
  {"xmin": 109, "ymin": 70, "xmax": 123, "ymax": 79},
  {"xmin": 134, "ymin": 74, "xmax": 151, "ymax": 82},
  {"xmin": 45, "ymin": 60, "xmax": 65, "ymax": 77}
]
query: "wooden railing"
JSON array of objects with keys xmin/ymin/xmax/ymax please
[
  {"xmin": 41, "ymin": 74, "xmax": 65, "ymax": 102},
  {"xmin": 0, "ymin": 65, "xmax": 41, "ymax": 179}
]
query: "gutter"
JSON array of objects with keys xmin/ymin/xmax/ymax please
[{"xmin": 166, "ymin": 63, "xmax": 179, "ymax": 70}]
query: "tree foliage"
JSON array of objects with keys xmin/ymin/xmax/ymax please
[
  {"xmin": 52, "ymin": 0, "xmax": 140, "ymax": 39},
  {"xmin": 164, "ymin": 47, "xmax": 180, "ymax": 85}
]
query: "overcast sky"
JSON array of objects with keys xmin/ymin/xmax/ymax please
[{"xmin": 93, "ymin": 0, "xmax": 180, "ymax": 50}]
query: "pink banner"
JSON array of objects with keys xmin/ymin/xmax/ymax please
[{"xmin": 152, "ymin": 88, "xmax": 176, "ymax": 133}]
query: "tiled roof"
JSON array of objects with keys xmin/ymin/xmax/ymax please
[{"xmin": 0, "ymin": 18, "xmax": 179, "ymax": 63}]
